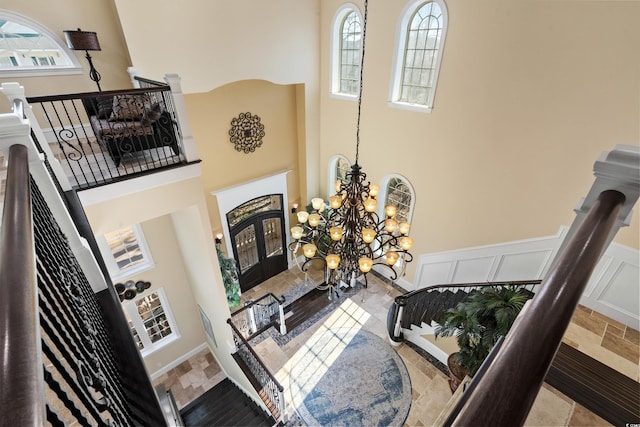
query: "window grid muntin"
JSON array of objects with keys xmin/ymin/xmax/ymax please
[
  {"xmin": 399, "ymin": 1, "xmax": 444, "ymax": 106},
  {"xmin": 104, "ymin": 225, "xmax": 146, "ymax": 271},
  {"xmin": 386, "ymin": 177, "xmax": 413, "ymax": 223},
  {"xmin": 339, "ymin": 11, "xmax": 362, "ymax": 95},
  {"xmin": 123, "ymin": 289, "xmax": 179, "ymax": 356},
  {"xmin": 98, "ymin": 223, "xmax": 154, "ymax": 282},
  {"xmin": 336, "ymin": 157, "xmax": 352, "ymax": 183},
  {"xmin": 136, "ymin": 292, "xmax": 172, "ymax": 344},
  {"xmin": 328, "ymin": 155, "xmax": 352, "ymax": 198},
  {"xmin": 0, "ymin": 16, "xmax": 75, "ymax": 71}
]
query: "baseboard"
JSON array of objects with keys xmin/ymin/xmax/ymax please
[{"xmin": 150, "ymin": 342, "xmax": 208, "ymax": 380}]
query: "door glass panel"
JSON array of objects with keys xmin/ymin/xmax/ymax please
[
  {"xmin": 227, "ymin": 195, "xmax": 282, "ymax": 227},
  {"xmin": 235, "ymin": 224, "xmax": 259, "ymax": 273},
  {"xmin": 262, "ymin": 218, "xmax": 283, "ymax": 258}
]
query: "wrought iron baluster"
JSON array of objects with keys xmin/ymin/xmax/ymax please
[{"xmin": 31, "ymin": 177, "xmax": 137, "ymax": 426}]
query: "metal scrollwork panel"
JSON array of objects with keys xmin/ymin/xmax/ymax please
[{"xmin": 229, "ymin": 112, "xmax": 265, "ymax": 153}]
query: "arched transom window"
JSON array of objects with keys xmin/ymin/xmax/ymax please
[
  {"xmin": 391, "ymin": 0, "xmax": 448, "ymax": 112},
  {"xmin": 0, "ymin": 11, "xmax": 80, "ymax": 76},
  {"xmin": 382, "ymin": 175, "xmax": 415, "ymax": 224},
  {"xmin": 331, "ymin": 5, "xmax": 362, "ymax": 97},
  {"xmin": 328, "ymin": 154, "xmax": 352, "ymax": 197}
]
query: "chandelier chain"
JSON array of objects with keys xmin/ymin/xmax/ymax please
[
  {"xmin": 355, "ymin": 0, "xmax": 368, "ymax": 165},
  {"xmin": 288, "ymin": 0, "xmax": 413, "ymax": 299}
]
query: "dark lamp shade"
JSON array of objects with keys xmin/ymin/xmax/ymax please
[{"xmin": 63, "ymin": 30, "xmax": 101, "ymax": 51}]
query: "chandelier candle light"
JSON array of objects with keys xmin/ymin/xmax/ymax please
[{"xmin": 288, "ymin": 0, "xmax": 413, "ymax": 298}]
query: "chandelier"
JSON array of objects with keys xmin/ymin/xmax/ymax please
[{"xmin": 289, "ymin": 0, "xmax": 413, "ymax": 296}]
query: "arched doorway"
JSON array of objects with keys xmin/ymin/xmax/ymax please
[{"xmin": 227, "ymin": 194, "xmax": 287, "ymax": 292}]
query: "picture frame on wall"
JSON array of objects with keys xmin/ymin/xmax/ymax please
[{"xmin": 198, "ymin": 304, "xmax": 217, "ymax": 347}]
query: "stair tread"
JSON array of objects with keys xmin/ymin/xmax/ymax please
[{"xmin": 179, "ymin": 378, "xmax": 272, "ymax": 427}]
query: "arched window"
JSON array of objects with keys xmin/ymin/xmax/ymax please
[
  {"xmin": 390, "ymin": 0, "xmax": 448, "ymax": 112},
  {"xmin": 330, "ymin": 4, "xmax": 362, "ymax": 97},
  {"xmin": 380, "ymin": 174, "xmax": 415, "ymax": 224},
  {"xmin": 0, "ymin": 10, "xmax": 81, "ymax": 77},
  {"xmin": 328, "ymin": 154, "xmax": 352, "ymax": 197}
]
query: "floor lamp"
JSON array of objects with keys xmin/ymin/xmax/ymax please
[{"xmin": 63, "ymin": 28, "xmax": 102, "ymax": 91}]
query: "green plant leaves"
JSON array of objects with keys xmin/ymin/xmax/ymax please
[{"xmin": 434, "ymin": 286, "xmax": 530, "ymax": 376}]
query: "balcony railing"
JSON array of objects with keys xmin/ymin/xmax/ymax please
[
  {"xmin": 25, "ymin": 83, "xmax": 188, "ymax": 189},
  {"xmin": 230, "ymin": 292, "xmax": 287, "ymax": 340},
  {"xmin": 227, "ymin": 318, "xmax": 287, "ymax": 424},
  {"xmin": 0, "ymin": 99, "xmax": 169, "ymax": 425}
]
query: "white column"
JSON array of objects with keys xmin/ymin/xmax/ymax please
[
  {"xmin": 0, "ymin": 83, "xmax": 72, "ymax": 192},
  {"xmin": 279, "ymin": 302, "xmax": 287, "ymax": 335},
  {"xmin": 127, "ymin": 66, "xmax": 141, "ymax": 88},
  {"xmin": 248, "ymin": 306, "xmax": 257, "ymax": 335},
  {"xmin": 554, "ymin": 144, "xmax": 640, "ymax": 264},
  {"xmin": 163, "ymin": 73, "xmax": 199, "ymax": 162}
]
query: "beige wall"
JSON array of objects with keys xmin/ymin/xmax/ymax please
[
  {"xmin": 0, "ymin": 0, "xmax": 132, "ymax": 104},
  {"xmin": 111, "ymin": 0, "xmax": 323, "ymax": 198},
  {"xmin": 121, "ymin": 215, "xmax": 206, "ymax": 375},
  {"xmin": 318, "ymin": 0, "xmax": 639, "ymax": 283},
  {"xmin": 2, "ymin": 0, "xmax": 637, "ymax": 377},
  {"xmin": 5, "ymin": 0, "xmax": 637, "ymax": 265},
  {"xmin": 185, "ymin": 80, "xmax": 301, "ymax": 234},
  {"xmin": 81, "ymin": 176, "xmax": 258, "ymax": 395},
  {"xmin": 112, "ymin": 0, "xmax": 319, "ymax": 94}
]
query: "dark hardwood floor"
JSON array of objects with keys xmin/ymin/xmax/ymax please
[
  {"xmin": 547, "ymin": 342, "xmax": 640, "ymax": 426},
  {"xmin": 179, "ymin": 378, "xmax": 275, "ymax": 427},
  {"xmin": 281, "ymin": 287, "xmax": 334, "ymax": 332}
]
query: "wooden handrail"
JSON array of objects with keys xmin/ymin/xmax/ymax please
[
  {"xmin": 0, "ymin": 144, "xmax": 44, "ymax": 427},
  {"xmin": 395, "ymin": 279, "xmax": 542, "ymax": 303},
  {"xmin": 133, "ymin": 75, "xmax": 169, "ymax": 87},
  {"xmin": 449, "ymin": 190, "xmax": 626, "ymax": 427},
  {"xmin": 231, "ymin": 292, "xmax": 285, "ymax": 317},
  {"xmin": 226, "ymin": 318, "xmax": 284, "ymax": 393},
  {"xmin": 25, "ymin": 85, "xmax": 170, "ymax": 103}
]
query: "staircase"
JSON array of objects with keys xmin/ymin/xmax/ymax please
[
  {"xmin": 388, "ymin": 280, "xmax": 640, "ymax": 426},
  {"xmin": 180, "ymin": 378, "xmax": 275, "ymax": 427},
  {"xmin": 387, "ymin": 280, "xmax": 541, "ymax": 344}
]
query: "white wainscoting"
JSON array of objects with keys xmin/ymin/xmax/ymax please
[
  {"xmin": 413, "ymin": 227, "xmax": 639, "ymax": 329},
  {"xmin": 580, "ymin": 242, "xmax": 639, "ymax": 329},
  {"xmin": 414, "ymin": 227, "xmax": 569, "ymax": 288}
]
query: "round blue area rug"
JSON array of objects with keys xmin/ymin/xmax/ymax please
[{"xmin": 289, "ymin": 328, "xmax": 412, "ymax": 427}]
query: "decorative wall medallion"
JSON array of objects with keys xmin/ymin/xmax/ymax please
[{"xmin": 229, "ymin": 112, "xmax": 265, "ymax": 153}]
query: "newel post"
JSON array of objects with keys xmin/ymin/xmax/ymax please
[
  {"xmin": 0, "ymin": 83, "xmax": 73, "ymax": 193},
  {"xmin": 163, "ymin": 73, "xmax": 200, "ymax": 163}
]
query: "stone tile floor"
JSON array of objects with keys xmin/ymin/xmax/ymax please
[
  {"xmin": 156, "ymin": 266, "xmax": 637, "ymax": 425},
  {"xmin": 153, "ymin": 347, "xmax": 226, "ymax": 409}
]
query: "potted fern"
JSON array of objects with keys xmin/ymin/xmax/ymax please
[
  {"xmin": 215, "ymin": 242, "xmax": 241, "ymax": 310},
  {"xmin": 434, "ymin": 286, "xmax": 530, "ymax": 392}
]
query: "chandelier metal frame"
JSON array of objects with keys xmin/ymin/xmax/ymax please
[{"xmin": 288, "ymin": 0, "xmax": 414, "ymax": 297}]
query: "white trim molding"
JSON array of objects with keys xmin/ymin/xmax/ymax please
[
  {"xmin": 211, "ymin": 170, "xmax": 293, "ymax": 264},
  {"xmin": 414, "ymin": 227, "xmax": 568, "ymax": 290},
  {"xmin": 414, "ymin": 228, "xmax": 639, "ymax": 329}
]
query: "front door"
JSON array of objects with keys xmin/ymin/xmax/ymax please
[{"xmin": 228, "ymin": 195, "xmax": 288, "ymax": 293}]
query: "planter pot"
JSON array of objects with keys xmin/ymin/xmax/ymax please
[{"xmin": 447, "ymin": 353, "xmax": 468, "ymax": 394}]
